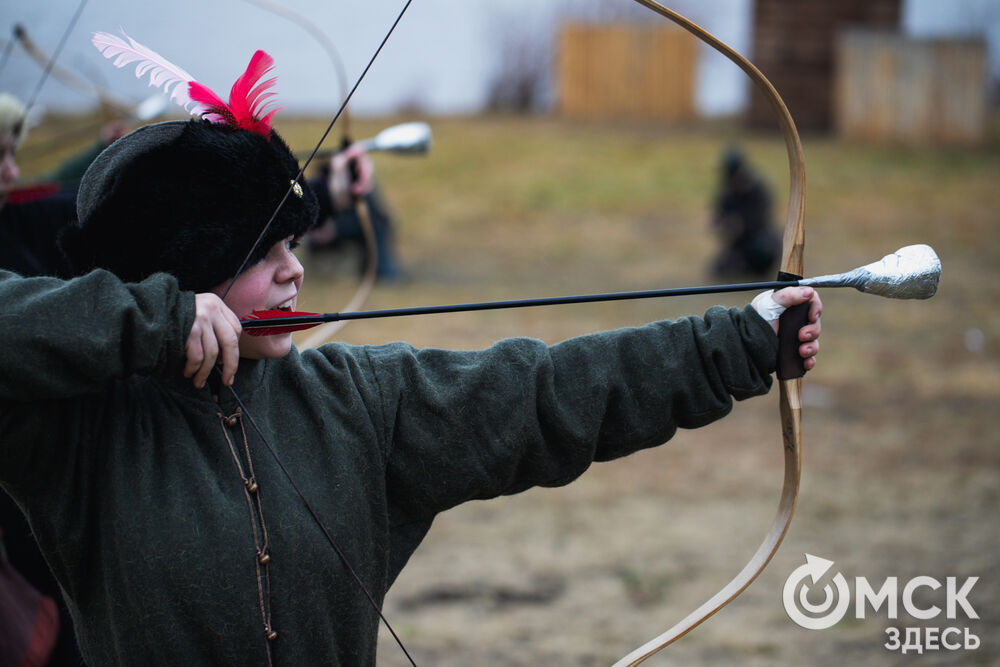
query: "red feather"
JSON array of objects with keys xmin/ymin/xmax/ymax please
[
  {"xmin": 188, "ymin": 50, "xmax": 281, "ymax": 137},
  {"xmin": 242, "ymin": 309, "xmax": 319, "ymax": 337}
]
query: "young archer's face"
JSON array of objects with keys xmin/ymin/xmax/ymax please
[{"xmin": 212, "ymin": 237, "xmax": 304, "ymax": 360}]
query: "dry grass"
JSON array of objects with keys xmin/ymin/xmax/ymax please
[{"xmin": 20, "ymin": 113, "xmax": 1000, "ymax": 665}]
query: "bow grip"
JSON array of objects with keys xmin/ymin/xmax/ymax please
[{"xmin": 776, "ymin": 271, "xmax": 808, "ymax": 380}]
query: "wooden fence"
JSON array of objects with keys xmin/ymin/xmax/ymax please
[
  {"xmin": 835, "ymin": 31, "xmax": 988, "ymax": 144},
  {"xmin": 557, "ymin": 23, "xmax": 696, "ymax": 122}
]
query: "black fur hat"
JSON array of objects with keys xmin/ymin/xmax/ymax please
[{"xmin": 60, "ymin": 119, "xmax": 318, "ymax": 292}]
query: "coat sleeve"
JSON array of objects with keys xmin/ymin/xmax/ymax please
[
  {"xmin": 360, "ymin": 305, "xmax": 778, "ymax": 521},
  {"xmin": 0, "ymin": 269, "xmax": 194, "ymax": 400}
]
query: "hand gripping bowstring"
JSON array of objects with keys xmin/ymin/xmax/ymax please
[
  {"xmin": 217, "ymin": 1, "xmax": 418, "ymax": 664},
  {"xmin": 612, "ymin": 2, "xmax": 806, "ymax": 664}
]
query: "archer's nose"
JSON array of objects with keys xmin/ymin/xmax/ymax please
[{"xmin": 278, "ymin": 245, "xmax": 304, "ymax": 286}]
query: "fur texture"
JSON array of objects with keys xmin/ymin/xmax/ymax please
[{"xmin": 60, "ymin": 120, "xmax": 319, "ymax": 292}]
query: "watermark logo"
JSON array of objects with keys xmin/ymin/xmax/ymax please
[
  {"xmin": 782, "ymin": 554, "xmax": 851, "ymax": 629},
  {"xmin": 781, "ymin": 554, "xmax": 981, "ymax": 655}
]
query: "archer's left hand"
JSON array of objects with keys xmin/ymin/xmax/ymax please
[{"xmin": 753, "ymin": 287, "xmax": 822, "ymax": 371}]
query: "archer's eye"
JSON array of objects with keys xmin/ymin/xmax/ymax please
[{"xmin": 285, "ymin": 237, "xmax": 300, "ymax": 251}]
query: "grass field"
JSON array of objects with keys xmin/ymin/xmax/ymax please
[{"xmin": 20, "ymin": 113, "xmax": 1000, "ymax": 665}]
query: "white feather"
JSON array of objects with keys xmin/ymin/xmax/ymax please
[{"xmin": 91, "ymin": 29, "xmax": 204, "ymax": 115}]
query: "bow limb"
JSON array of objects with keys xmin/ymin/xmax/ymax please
[
  {"xmin": 613, "ymin": 3, "xmax": 806, "ymax": 664},
  {"xmin": 14, "ymin": 23, "xmax": 132, "ymax": 114},
  {"xmin": 240, "ymin": 0, "xmax": 352, "ymax": 139}
]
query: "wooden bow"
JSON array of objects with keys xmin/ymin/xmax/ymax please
[{"xmin": 612, "ymin": 2, "xmax": 806, "ymax": 664}]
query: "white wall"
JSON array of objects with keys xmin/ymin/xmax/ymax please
[{"xmin": 1, "ymin": 0, "xmax": 995, "ymax": 118}]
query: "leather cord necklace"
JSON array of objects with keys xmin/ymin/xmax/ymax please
[{"xmin": 217, "ymin": 407, "xmax": 276, "ymax": 662}]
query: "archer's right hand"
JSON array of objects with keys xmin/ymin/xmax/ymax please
[{"xmin": 185, "ymin": 293, "xmax": 242, "ymax": 389}]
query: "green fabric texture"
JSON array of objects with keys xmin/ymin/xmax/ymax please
[{"xmin": 0, "ymin": 269, "xmax": 778, "ymax": 666}]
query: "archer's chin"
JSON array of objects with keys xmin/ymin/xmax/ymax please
[{"xmin": 239, "ymin": 332, "xmax": 294, "ymax": 360}]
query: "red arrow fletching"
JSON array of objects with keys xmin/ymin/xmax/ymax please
[{"xmin": 242, "ymin": 309, "xmax": 320, "ymax": 337}]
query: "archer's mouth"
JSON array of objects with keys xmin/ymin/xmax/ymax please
[{"xmin": 272, "ymin": 296, "xmax": 296, "ymax": 312}]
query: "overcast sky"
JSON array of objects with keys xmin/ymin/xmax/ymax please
[{"xmin": 2, "ymin": 0, "xmax": 997, "ymax": 118}]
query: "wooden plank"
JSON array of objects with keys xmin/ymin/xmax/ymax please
[
  {"xmin": 835, "ymin": 30, "xmax": 987, "ymax": 144},
  {"xmin": 557, "ymin": 23, "xmax": 696, "ymax": 122}
]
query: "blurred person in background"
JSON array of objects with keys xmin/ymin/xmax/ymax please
[
  {"xmin": 307, "ymin": 143, "xmax": 403, "ymax": 281},
  {"xmin": 0, "ymin": 91, "xmax": 86, "ymax": 667},
  {"xmin": 709, "ymin": 148, "xmax": 781, "ymax": 279},
  {"xmin": 0, "ymin": 92, "xmax": 126, "ymax": 280}
]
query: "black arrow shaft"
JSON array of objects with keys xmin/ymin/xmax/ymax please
[{"xmin": 241, "ymin": 279, "xmax": 800, "ymax": 329}]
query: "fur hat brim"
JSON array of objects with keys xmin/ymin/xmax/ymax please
[{"xmin": 60, "ymin": 119, "xmax": 319, "ymax": 292}]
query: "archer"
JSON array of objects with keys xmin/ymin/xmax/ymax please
[{"xmin": 0, "ymin": 45, "xmax": 821, "ymax": 666}]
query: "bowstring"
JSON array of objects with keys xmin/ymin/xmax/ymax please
[
  {"xmin": 23, "ymin": 0, "xmax": 90, "ymax": 113},
  {"xmin": 221, "ymin": 377, "xmax": 418, "ymax": 666},
  {"xmin": 220, "ymin": 0, "xmax": 414, "ymax": 300},
  {"xmin": 217, "ymin": 1, "xmax": 418, "ymax": 664},
  {"xmin": 0, "ymin": 38, "xmax": 15, "ymax": 78}
]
